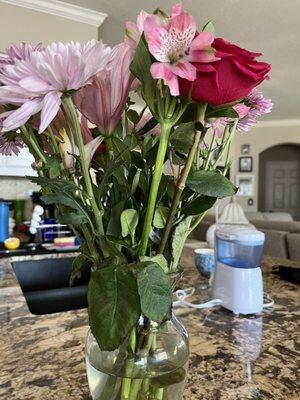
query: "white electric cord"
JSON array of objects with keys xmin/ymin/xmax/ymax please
[
  {"xmin": 173, "ymin": 287, "xmax": 223, "ymax": 309},
  {"xmin": 263, "ymin": 293, "xmax": 275, "ymax": 308},
  {"xmin": 173, "ymin": 287, "xmax": 275, "ymax": 311}
]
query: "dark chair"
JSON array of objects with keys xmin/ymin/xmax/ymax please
[{"xmin": 12, "ymin": 257, "xmax": 91, "ymax": 315}]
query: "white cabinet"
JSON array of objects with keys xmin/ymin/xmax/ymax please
[{"xmin": 0, "ymin": 147, "xmax": 37, "ymax": 176}]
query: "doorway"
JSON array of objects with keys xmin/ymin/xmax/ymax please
[{"xmin": 258, "ymin": 144, "xmax": 300, "ymax": 220}]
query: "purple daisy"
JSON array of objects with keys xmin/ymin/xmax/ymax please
[
  {"xmin": 0, "ymin": 131, "xmax": 23, "ymax": 156},
  {"xmin": 235, "ymin": 89, "xmax": 273, "ymax": 132}
]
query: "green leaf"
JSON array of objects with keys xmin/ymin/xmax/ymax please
[
  {"xmin": 171, "ymin": 122, "xmax": 195, "ymax": 153},
  {"xmin": 41, "ymin": 193, "xmax": 82, "ymax": 212},
  {"xmin": 131, "ymin": 170, "xmax": 141, "ymax": 194},
  {"xmin": 171, "ymin": 217, "xmax": 193, "ymax": 270},
  {"xmin": 98, "ymin": 236, "xmax": 127, "ymax": 263},
  {"xmin": 153, "ymin": 206, "xmax": 169, "ymax": 229},
  {"xmin": 121, "ymin": 209, "xmax": 139, "ymax": 238},
  {"xmin": 183, "ymin": 195, "xmax": 217, "ymax": 216},
  {"xmin": 137, "ymin": 262, "xmax": 172, "ymax": 322},
  {"xmin": 151, "ymin": 366, "xmax": 187, "ymax": 388},
  {"xmin": 59, "ymin": 212, "xmax": 88, "ymax": 226},
  {"xmin": 107, "ymin": 200, "xmax": 126, "ymax": 237},
  {"xmin": 206, "ymin": 105, "xmax": 239, "ymax": 119},
  {"xmin": 111, "ymin": 136, "xmax": 131, "ymax": 166},
  {"xmin": 70, "ymin": 253, "xmax": 88, "ymax": 286},
  {"xmin": 202, "ymin": 20, "xmax": 216, "ymax": 35},
  {"xmin": 140, "ymin": 254, "xmax": 169, "ymax": 273},
  {"xmin": 187, "ymin": 170, "xmax": 237, "ymax": 198},
  {"xmin": 127, "ymin": 109, "xmax": 140, "ymax": 124},
  {"xmin": 130, "ymin": 35, "xmax": 157, "ymax": 113},
  {"xmin": 88, "ymin": 266, "xmax": 141, "ymax": 351}
]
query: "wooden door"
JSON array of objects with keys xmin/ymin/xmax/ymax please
[{"xmin": 265, "ymin": 161, "xmax": 300, "ymax": 219}]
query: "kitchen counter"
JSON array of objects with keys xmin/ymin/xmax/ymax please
[{"xmin": 0, "ymin": 247, "xmax": 299, "ymax": 399}]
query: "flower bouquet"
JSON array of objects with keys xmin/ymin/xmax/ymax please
[{"xmin": 0, "ymin": 3, "xmax": 272, "ymax": 399}]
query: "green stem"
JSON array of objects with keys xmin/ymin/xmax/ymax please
[
  {"xmin": 120, "ymin": 329, "xmax": 137, "ymax": 400},
  {"xmin": 139, "ymin": 122, "xmax": 172, "ymax": 256},
  {"xmin": 158, "ymin": 103, "xmax": 207, "ymax": 255},
  {"xmin": 204, "ymin": 132, "xmax": 216, "ymax": 170},
  {"xmin": 63, "ymin": 96, "xmax": 104, "ymax": 236},
  {"xmin": 21, "ymin": 126, "xmax": 47, "ymax": 163},
  {"xmin": 211, "ymin": 120, "xmax": 238, "ymax": 170},
  {"xmin": 48, "ymin": 126, "xmax": 60, "ymax": 153},
  {"xmin": 81, "ymin": 225, "xmax": 100, "ymax": 264}
]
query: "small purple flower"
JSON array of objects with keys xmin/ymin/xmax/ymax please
[
  {"xmin": 235, "ymin": 89, "xmax": 273, "ymax": 132},
  {"xmin": 0, "ymin": 132, "xmax": 23, "ymax": 156},
  {"xmin": 0, "ymin": 42, "xmax": 43, "ymax": 69}
]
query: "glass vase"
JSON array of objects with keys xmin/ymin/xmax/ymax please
[{"xmin": 85, "ymin": 313, "xmax": 189, "ymax": 400}]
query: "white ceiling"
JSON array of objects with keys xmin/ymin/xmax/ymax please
[{"xmin": 64, "ymin": 0, "xmax": 300, "ymax": 120}]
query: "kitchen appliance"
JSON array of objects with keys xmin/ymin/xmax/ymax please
[
  {"xmin": 0, "ymin": 200, "xmax": 9, "ymax": 243},
  {"xmin": 213, "ymin": 225, "xmax": 265, "ymax": 315}
]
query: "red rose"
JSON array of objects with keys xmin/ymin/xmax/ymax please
[{"xmin": 179, "ymin": 38, "xmax": 271, "ymax": 105}]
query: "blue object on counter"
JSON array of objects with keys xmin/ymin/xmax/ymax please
[
  {"xmin": 0, "ymin": 200, "xmax": 9, "ymax": 243},
  {"xmin": 194, "ymin": 248, "xmax": 215, "ymax": 278}
]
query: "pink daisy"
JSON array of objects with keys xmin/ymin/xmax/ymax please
[{"xmin": 0, "ymin": 40, "xmax": 111, "ymax": 134}]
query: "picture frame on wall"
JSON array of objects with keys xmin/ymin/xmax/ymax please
[
  {"xmin": 241, "ymin": 144, "xmax": 250, "ymax": 155},
  {"xmin": 236, "ymin": 175, "xmax": 255, "ymax": 196},
  {"xmin": 239, "ymin": 156, "xmax": 253, "ymax": 172}
]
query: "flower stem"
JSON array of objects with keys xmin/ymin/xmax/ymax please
[
  {"xmin": 63, "ymin": 96, "xmax": 104, "ymax": 236},
  {"xmin": 20, "ymin": 126, "xmax": 47, "ymax": 164},
  {"xmin": 139, "ymin": 122, "xmax": 172, "ymax": 256},
  {"xmin": 158, "ymin": 103, "xmax": 207, "ymax": 255},
  {"xmin": 211, "ymin": 119, "xmax": 238, "ymax": 170}
]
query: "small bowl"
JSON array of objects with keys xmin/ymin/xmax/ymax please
[{"xmin": 194, "ymin": 248, "xmax": 215, "ymax": 278}]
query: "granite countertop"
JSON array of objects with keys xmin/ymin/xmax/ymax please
[{"xmin": 0, "ymin": 247, "xmax": 299, "ymax": 399}]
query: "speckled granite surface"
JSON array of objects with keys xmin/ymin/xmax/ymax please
[{"xmin": 0, "ymin": 247, "xmax": 299, "ymax": 399}]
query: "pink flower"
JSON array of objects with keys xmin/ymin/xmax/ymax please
[
  {"xmin": 0, "ymin": 41, "xmax": 111, "ymax": 134},
  {"xmin": 59, "ymin": 117, "xmax": 103, "ymax": 170},
  {"xmin": 74, "ymin": 42, "xmax": 134, "ymax": 135},
  {"xmin": 0, "ymin": 42, "xmax": 43, "ymax": 69},
  {"xmin": 0, "ymin": 131, "xmax": 23, "ymax": 156},
  {"xmin": 235, "ymin": 89, "xmax": 273, "ymax": 132},
  {"xmin": 128, "ymin": 111, "xmax": 161, "ymax": 136},
  {"xmin": 125, "ymin": 10, "xmax": 149, "ymax": 50},
  {"xmin": 144, "ymin": 3, "xmax": 217, "ymax": 96}
]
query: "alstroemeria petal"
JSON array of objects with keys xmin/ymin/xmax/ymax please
[
  {"xmin": 170, "ymin": 61, "xmax": 196, "ymax": 81},
  {"xmin": 150, "ymin": 62, "xmax": 179, "ymax": 96},
  {"xmin": 84, "ymin": 136, "xmax": 104, "ymax": 165}
]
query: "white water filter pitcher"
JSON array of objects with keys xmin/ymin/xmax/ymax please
[{"xmin": 213, "ymin": 225, "xmax": 265, "ymax": 315}]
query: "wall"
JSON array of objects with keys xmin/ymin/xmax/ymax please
[
  {"xmin": 231, "ymin": 122, "xmax": 300, "ymax": 212},
  {"xmin": 0, "ymin": 3, "xmax": 98, "ymax": 48}
]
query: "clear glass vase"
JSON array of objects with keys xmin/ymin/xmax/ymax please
[{"xmin": 85, "ymin": 313, "xmax": 189, "ymax": 400}]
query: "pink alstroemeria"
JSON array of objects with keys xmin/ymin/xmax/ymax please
[
  {"xmin": 144, "ymin": 3, "xmax": 217, "ymax": 96},
  {"xmin": 74, "ymin": 42, "xmax": 134, "ymax": 135},
  {"xmin": 0, "ymin": 41, "xmax": 111, "ymax": 134}
]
